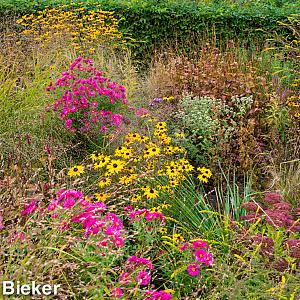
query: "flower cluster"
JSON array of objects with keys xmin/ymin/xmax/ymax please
[
  {"xmin": 47, "ymin": 57, "xmax": 128, "ymax": 134},
  {"xmin": 66, "ymin": 122, "xmax": 213, "ymax": 211},
  {"xmin": 127, "ymin": 208, "xmax": 165, "ymax": 223},
  {"xmin": 241, "ymin": 192, "xmax": 300, "ymax": 232},
  {"xmin": 179, "ymin": 239, "xmax": 214, "ymax": 277},
  {"xmin": 47, "ymin": 189, "xmax": 126, "ymax": 246},
  {"xmin": 16, "ymin": 3, "xmax": 125, "ymax": 52},
  {"xmin": 21, "ymin": 200, "xmax": 38, "ymax": 216},
  {"xmin": 109, "ymin": 255, "xmax": 172, "ymax": 299}
]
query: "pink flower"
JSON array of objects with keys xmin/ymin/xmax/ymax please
[
  {"xmin": 194, "ymin": 249, "xmax": 207, "ymax": 263},
  {"xmin": 119, "ymin": 272, "xmax": 131, "ymax": 285},
  {"xmin": 111, "ymin": 287, "xmax": 123, "ymax": 298},
  {"xmin": 204, "ymin": 253, "xmax": 214, "ymax": 266},
  {"xmin": 113, "ymin": 237, "xmax": 124, "ymax": 248},
  {"xmin": 47, "ymin": 201, "xmax": 58, "ymax": 211},
  {"xmin": 21, "ymin": 200, "xmax": 37, "ymax": 216},
  {"xmin": 63, "ymin": 198, "xmax": 76, "ymax": 209},
  {"xmin": 179, "ymin": 242, "xmax": 189, "ymax": 251},
  {"xmin": 136, "ymin": 271, "xmax": 151, "ymax": 286},
  {"xmin": 187, "ymin": 262, "xmax": 200, "ymax": 276},
  {"xmin": 192, "ymin": 239, "xmax": 207, "ymax": 249},
  {"xmin": 112, "ymin": 114, "xmax": 122, "ymax": 126}
]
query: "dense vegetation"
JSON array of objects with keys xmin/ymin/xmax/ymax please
[{"xmin": 0, "ymin": 1, "xmax": 299, "ymax": 299}]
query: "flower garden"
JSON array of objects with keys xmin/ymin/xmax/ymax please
[{"xmin": 0, "ymin": 0, "xmax": 300, "ymax": 299}]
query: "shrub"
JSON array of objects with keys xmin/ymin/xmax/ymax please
[
  {"xmin": 175, "ymin": 94, "xmax": 255, "ymax": 169},
  {"xmin": 47, "ymin": 57, "xmax": 128, "ymax": 145}
]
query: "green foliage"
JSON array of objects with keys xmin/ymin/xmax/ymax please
[
  {"xmin": 1, "ymin": 0, "xmax": 299, "ymax": 59},
  {"xmin": 175, "ymin": 94, "xmax": 254, "ymax": 166}
]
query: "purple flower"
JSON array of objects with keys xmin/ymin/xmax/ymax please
[
  {"xmin": 21, "ymin": 200, "xmax": 37, "ymax": 216},
  {"xmin": 192, "ymin": 239, "xmax": 207, "ymax": 249},
  {"xmin": 136, "ymin": 270, "xmax": 151, "ymax": 286},
  {"xmin": 111, "ymin": 287, "xmax": 123, "ymax": 298},
  {"xmin": 194, "ymin": 249, "xmax": 207, "ymax": 263},
  {"xmin": 187, "ymin": 262, "xmax": 200, "ymax": 276}
]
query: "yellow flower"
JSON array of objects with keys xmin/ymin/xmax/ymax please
[
  {"xmin": 197, "ymin": 167, "xmax": 212, "ymax": 178},
  {"xmin": 106, "ymin": 159, "xmax": 126, "ymax": 174},
  {"xmin": 155, "ymin": 122, "xmax": 167, "ymax": 129},
  {"xmin": 169, "ymin": 179, "xmax": 179, "ymax": 187},
  {"xmin": 119, "ymin": 174, "xmax": 137, "ymax": 185},
  {"xmin": 143, "ymin": 187, "xmax": 159, "ymax": 200},
  {"xmin": 98, "ymin": 177, "xmax": 112, "ymax": 188},
  {"xmin": 197, "ymin": 174, "xmax": 209, "ymax": 183},
  {"xmin": 90, "ymin": 153, "xmax": 104, "ymax": 162},
  {"xmin": 144, "ymin": 145, "xmax": 160, "ymax": 158},
  {"xmin": 114, "ymin": 146, "xmax": 134, "ymax": 159},
  {"xmin": 150, "ymin": 206, "xmax": 162, "ymax": 213},
  {"xmin": 164, "ymin": 146, "xmax": 176, "ymax": 155},
  {"xmin": 161, "ymin": 203, "xmax": 171, "ymax": 209},
  {"xmin": 67, "ymin": 165, "xmax": 84, "ymax": 177},
  {"xmin": 125, "ymin": 133, "xmax": 141, "ymax": 143},
  {"xmin": 175, "ymin": 132, "xmax": 184, "ymax": 138},
  {"xmin": 93, "ymin": 156, "xmax": 111, "ymax": 169},
  {"xmin": 131, "ymin": 194, "xmax": 141, "ymax": 202},
  {"xmin": 159, "ymin": 228, "xmax": 167, "ymax": 234},
  {"xmin": 163, "ymin": 96, "xmax": 174, "ymax": 102},
  {"xmin": 95, "ymin": 192, "xmax": 110, "ymax": 201},
  {"xmin": 173, "ymin": 234, "xmax": 184, "ymax": 243},
  {"xmin": 139, "ymin": 136, "xmax": 149, "ymax": 143}
]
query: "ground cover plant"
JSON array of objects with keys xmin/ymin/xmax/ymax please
[{"xmin": 0, "ymin": 1, "xmax": 300, "ymax": 299}]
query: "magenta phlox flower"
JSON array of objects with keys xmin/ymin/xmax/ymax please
[
  {"xmin": 136, "ymin": 270, "xmax": 151, "ymax": 286},
  {"xmin": 119, "ymin": 272, "xmax": 131, "ymax": 285},
  {"xmin": 113, "ymin": 236, "xmax": 124, "ymax": 248},
  {"xmin": 21, "ymin": 200, "xmax": 38, "ymax": 216},
  {"xmin": 192, "ymin": 239, "xmax": 207, "ymax": 249},
  {"xmin": 111, "ymin": 287, "xmax": 123, "ymax": 298},
  {"xmin": 187, "ymin": 262, "xmax": 200, "ymax": 276},
  {"xmin": 194, "ymin": 249, "xmax": 207, "ymax": 263}
]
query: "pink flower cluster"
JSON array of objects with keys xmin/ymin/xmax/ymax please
[
  {"xmin": 47, "ymin": 189, "xmax": 125, "ymax": 248},
  {"xmin": 127, "ymin": 208, "xmax": 165, "ymax": 223},
  {"xmin": 179, "ymin": 239, "xmax": 214, "ymax": 277},
  {"xmin": 241, "ymin": 192, "xmax": 300, "ymax": 232},
  {"xmin": 47, "ymin": 57, "xmax": 128, "ymax": 133},
  {"xmin": 21, "ymin": 200, "xmax": 38, "ymax": 216},
  {"xmin": 110, "ymin": 255, "xmax": 172, "ymax": 299}
]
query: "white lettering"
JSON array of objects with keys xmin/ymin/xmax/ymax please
[
  {"xmin": 31, "ymin": 281, "xmax": 41, "ymax": 295},
  {"xmin": 42, "ymin": 285, "xmax": 52, "ymax": 295},
  {"xmin": 2, "ymin": 281, "xmax": 14, "ymax": 295},
  {"xmin": 53, "ymin": 284, "xmax": 61, "ymax": 295},
  {"xmin": 20, "ymin": 285, "xmax": 30, "ymax": 295}
]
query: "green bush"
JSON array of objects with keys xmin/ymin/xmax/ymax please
[
  {"xmin": 175, "ymin": 94, "xmax": 254, "ymax": 167},
  {"xmin": 1, "ymin": 0, "xmax": 299, "ymax": 59}
]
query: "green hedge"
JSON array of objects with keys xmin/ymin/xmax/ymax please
[{"xmin": 1, "ymin": 0, "xmax": 299, "ymax": 58}]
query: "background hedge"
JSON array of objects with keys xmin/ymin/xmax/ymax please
[{"xmin": 1, "ymin": 0, "xmax": 299, "ymax": 58}]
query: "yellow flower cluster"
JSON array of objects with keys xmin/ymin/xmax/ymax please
[
  {"xmin": 67, "ymin": 121, "xmax": 212, "ymax": 208},
  {"xmin": 16, "ymin": 2, "xmax": 125, "ymax": 52},
  {"xmin": 197, "ymin": 167, "xmax": 213, "ymax": 183}
]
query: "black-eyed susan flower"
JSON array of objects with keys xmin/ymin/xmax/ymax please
[
  {"xmin": 95, "ymin": 192, "xmax": 110, "ymax": 201},
  {"xmin": 131, "ymin": 194, "xmax": 141, "ymax": 202},
  {"xmin": 98, "ymin": 177, "xmax": 112, "ymax": 188},
  {"xmin": 93, "ymin": 156, "xmax": 110, "ymax": 169},
  {"xmin": 159, "ymin": 227, "xmax": 167, "ymax": 234},
  {"xmin": 173, "ymin": 234, "xmax": 184, "ymax": 243},
  {"xmin": 197, "ymin": 167, "xmax": 213, "ymax": 182},
  {"xmin": 67, "ymin": 165, "xmax": 84, "ymax": 177},
  {"xmin": 144, "ymin": 145, "xmax": 160, "ymax": 158},
  {"xmin": 169, "ymin": 179, "xmax": 179, "ymax": 187},
  {"xmin": 197, "ymin": 174, "xmax": 209, "ymax": 183},
  {"xmin": 106, "ymin": 159, "xmax": 126, "ymax": 174},
  {"xmin": 143, "ymin": 187, "xmax": 159, "ymax": 200}
]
